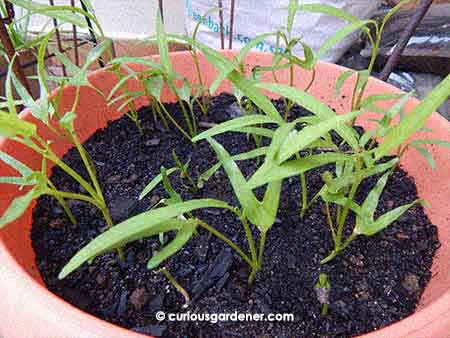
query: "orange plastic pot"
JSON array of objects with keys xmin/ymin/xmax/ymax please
[{"xmin": 0, "ymin": 51, "xmax": 449, "ymax": 338}]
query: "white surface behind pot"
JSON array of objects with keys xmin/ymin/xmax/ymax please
[{"xmin": 20, "ymin": 0, "xmax": 185, "ymax": 38}]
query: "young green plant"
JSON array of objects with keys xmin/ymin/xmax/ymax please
[
  {"xmin": 314, "ymin": 273, "xmax": 331, "ymax": 316},
  {"xmin": 0, "ymin": 35, "xmax": 124, "ymax": 260}
]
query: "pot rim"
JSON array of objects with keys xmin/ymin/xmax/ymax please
[{"xmin": 0, "ymin": 50, "xmax": 449, "ymax": 338}]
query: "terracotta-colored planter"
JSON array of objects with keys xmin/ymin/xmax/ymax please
[{"xmin": 0, "ymin": 51, "xmax": 449, "ymax": 338}]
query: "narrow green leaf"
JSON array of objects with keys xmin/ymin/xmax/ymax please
[
  {"xmin": 359, "ymin": 93, "xmax": 406, "ymax": 110},
  {"xmin": 287, "ymin": 0, "xmax": 299, "ymax": 36},
  {"xmin": 9, "ymin": 0, "xmax": 87, "ymax": 27},
  {"xmin": 107, "ymin": 71, "xmax": 137, "ymax": 101},
  {"xmin": 207, "ymin": 138, "xmax": 260, "ymax": 221},
  {"xmin": 54, "ymin": 50, "xmax": 83, "ymax": 75},
  {"xmin": 282, "ymin": 42, "xmax": 315, "ymax": 69},
  {"xmin": 192, "ymin": 115, "xmax": 277, "ymax": 142},
  {"xmin": 248, "ymin": 153, "xmax": 351, "ymax": 189},
  {"xmin": 374, "ymin": 74, "xmax": 450, "ymax": 159},
  {"xmin": 54, "ymin": 50, "xmax": 88, "ymax": 87},
  {"xmin": 355, "ymin": 200, "xmax": 420, "ymax": 236},
  {"xmin": 108, "ymin": 57, "xmax": 164, "ymax": 72},
  {"xmin": 37, "ymin": 32, "xmax": 54, "ymax": 118},
  {"xmin": 175, "ymin": 79, "xmax": 192, "ymax": 103},
  {"xmin": 381, "ymin": 0, "xmax": 415, "ymax": 31},
  {"xmin": 82, "ymin": 39, "xmax": 111, "ymax": 70},
  {"xmin": 320, "ymin": 187, "xmax": 362, "ymax": 215},
  {"xmin": 259, "ymin": 180, "xmax": 282, "ymax": 232},
  {"xmin": 161, "ymin": 166, "xmax": 182, "ymax": 205},
  {"xmin": 0, "ymin": 176, "xmax": 31, "ymax": 185},
  {"xmin": 358, "ymin": 171, "xmax": 391, "ymax": 225},
  {"xmin": 255, "ymin": 82, "xmax": 359, "ymax": 150},
  {"xmin": 335, "ymin": 70, "xmax": 353, "ymax": 97},
  {"xmin": 227, "ymin": 71, "xmax": 284, "ymax": 123},
  {"xmin": 145, "ymin": 75, "xmax": 165, "ymax": 101},
  {"xmin": 359, "ymin": 130, "xmax": 376, "ymax": 148},
  {"xmin": 316, "ymin": 20, "xmax": 373, "ymax": 60},
  {"xmin": 58, "ymin": 198, "xmax": 234, "ymax": 278},
  {"xmin": 234, "ymin": 127, "xmax": 274, "ymax": 138},
  {"xmin": 379, "ymin": 91, "xmax": 415, "ymax": 130},
  {"xmin": 411, "ymin": 139, "xmax": 450, "ymax": 147},
  {"xmin": 326, "ymin": 157, "xmax": 398, "ymax": 194},
  {"xmin": 278, "ymin": 110, "xmax": 360, "ymax": 163},
  {"xmin": 147, "ymin": 219, "xmax": 198, "ymax": 269},
  {"xmin": 11, "ymin": 72, "xmax": 49, "ymax": 124},
  {"xmin": 139, "ymin": 167, "xmax": 178, "ymax": 200},
  {"xmin": 356, "ymin": 70, "xmax": 370, "ymax": 93},
  {"xmin": 198, "ymin": 147, "xmax": 268, "ymax": 187},
  {"xmin": 410, "ymin": 144, "xmax": 436, "ymax": 170},
  {"xmin": 0, "ymin": 150, "xmax": 33, "ymax": 177},
  {"xmin": 166, "ymin": 34, "xmax": 284, "ymax": 122},
  {"xmin": 294, "ymin": 3, "xmax": 360, "ymax": 23},
  {"xmin": 156, "ymin": 11, "xmax": 172, "ymax": 74},
  {"xmin": 0, "ymin": 111, "xmax": 37, "ymax": 138},
  {"xmin": 5, "ymin": 55, "xmax": 18, "ymax": 115},
  {"xmin": 236, "ymin": 33, "xmax": 275, "ymax": 63},
  {"xmin": 0, "ymin": 188, "xmax": 36, "ymax": 229}
]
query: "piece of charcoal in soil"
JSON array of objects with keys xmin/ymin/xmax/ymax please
[{"xmin": 31, "ymin": 93, "xmax": 439, "ymax": 338}]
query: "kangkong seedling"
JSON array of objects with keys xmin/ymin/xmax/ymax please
[
  {"xmin": 0, "ymin": 32, "xmax": 124, "ymax": 260},
  {"xmin": 314, "ymin": 273, "xmax": 331, "ymax": 316}
]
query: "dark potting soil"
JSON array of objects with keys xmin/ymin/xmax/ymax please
[{"xmin": 31, "ymin": 94, "xmax": 439, "ymax": 338}]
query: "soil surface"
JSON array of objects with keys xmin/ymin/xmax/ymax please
[{"xmin": 31, "ymin": 94, "xmax": 439, "ymax": 338}]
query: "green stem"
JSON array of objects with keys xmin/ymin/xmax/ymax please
[
  {"xmin": 257, "ymin": 231, "xmax": 267, "ymax": 268},
  {"xmin": 167, "ymin": 82, "xmax": 195, "ymax": 137},
  {"xmin": 190, "ymin": 50, "xmax": 210, "ymax": 116},
  {"xmin": 241, "ymin": 215, "xmax": 258, "ymax": 266},
  {"xmin": 354, "ymin": 26, "xmax": 380, "ymax": 111},
  {"xmin": 301, "ymin": 188, "xmax": 321, "ymax": 219},
  {"xmin": 197, "ymin": 219, "xmax": 254, "ymax": 268},
  {"xmin": 195, "ymin": 97, "xmax": 208, "ymax": 117},
  {"xmin": 336, "ymin": 177, "xmax": 360, "ymax": 246},
  {"xmin": 284, "ymin": 65, "xmax": 295, "ymax": 120},
  {"xmin": 47, "ymin": 190, "xmax": 103, "ymax": 210},
  {"xmin": 158, "ymin": 267, "xmax": 190, "ymax": 305},
  {"xmin": 71, "ymin": 133, "xmax": 105, "ymax": 201},
  {"xmin": 300, "ymin": 173, "xmax": 308, "ymax": 216},
  {"xmin": 325, "ymin": 201, "xmax": 337, "ymax": 246},
  {"xmin": 47, "ymin": 181, "xmax": 77, "ymax": 225},
  {"xmin": 188, "ymin": 102, "xmax": 198, "ymax": 135},
  {"xmin": 128, "ymin": 107, "xmax": 143, "ymax": 135},
  {"xmin": 321, "ymin": 232, "xmax": 357, "ymax": 264},
  {"xmin": 48, "ymin": 153, "xmax": 98, "ymax": 198},
  {"xmin": 159, "ymin": 101, "xmax": 192, "ymax": 141},
  {"xmin": 249, "ymin": 231, "xmax": 267, "ymax": 285},
  {"xmin": 335, "ymin": 205, "xmax": 341, "ymax": 228},
  {"xmin": 150, "ymin": 95, "xmax": 170, "ymax": 130}
]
